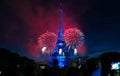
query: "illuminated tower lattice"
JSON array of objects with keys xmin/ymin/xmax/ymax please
[
  {"xmin": 55, "ymin": 9, "xmax": 66, "ymax": 53},
  {"xmin": 49, "ymin": 9, "xmax": 70, "ymax": 68}
]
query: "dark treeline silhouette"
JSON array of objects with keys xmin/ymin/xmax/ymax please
[
  {"xmin": 0, "ymin": 48, "xmax": 120, "ymax": 76},
  {"xmin": 0, "ymin": 48, "xmax": 37, "ymax": 76}
]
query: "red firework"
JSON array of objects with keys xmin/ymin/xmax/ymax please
[
  {"xmin": 38, "ymin": 32, "xmax": 57, "ymax": 54},
  {"xmin": 63, "ymin": 28, "xmax": 84, "ymax": 47}
]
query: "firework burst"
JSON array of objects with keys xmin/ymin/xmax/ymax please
[
  {"xmin": 38, "ymin": 32, "xmax": 57, "ymax": 54},
  {"xmin": 63, "ymin": 28, "xmax": 84, "ymax": 48}
]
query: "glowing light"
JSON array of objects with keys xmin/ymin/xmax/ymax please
[
  {"xmin": 74, "ymin": 48, "xmax": 77, "ymax": 55},
  {"xmin": 57, "ymin": 56, "xmax": 66, "ymax": 59},
  {"xmin": 41, "ymin": 47, "xmax": 47, "ymax": 54},
  {"xmin": 59, "ymin": 49, "xmax": 62, "ymax": 55},
  {"xmin": 111, "ymin": 62, "xmax": 120, "ymax": 70},
  {"xmin": 58, "ymin": 61, "xmax": 64, "ymax": 68}
]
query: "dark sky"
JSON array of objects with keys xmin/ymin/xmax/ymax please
[
  {"xmin": 0, "ymin": 0, "xmax": 120, "ymax": 61},
  {"xmin": 82, "ymin": 0, "xmax": 120, "ymax": 57}
]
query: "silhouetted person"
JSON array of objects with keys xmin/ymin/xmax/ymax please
[
  {"xmin": 48, "ymin": 59, "xmax": 62, "ymax": 76},
  {"xmin": 65, "ymin": 67, "xmax": 80, "ymax": 76},
  {"xmin": 53, "ymin": 59, "xmax": 59, "ymax": 68}
]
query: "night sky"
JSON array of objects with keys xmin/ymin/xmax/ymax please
[{"xmin": 0, "ymin": 0, "xmax": 120, "ymax": 61}]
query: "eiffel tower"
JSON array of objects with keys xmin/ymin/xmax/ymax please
[{"xmin": 48, "ymin": 8, "xmax": 71, "ymax": 68}]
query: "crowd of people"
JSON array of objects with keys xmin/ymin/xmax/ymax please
[{"xmin": 0, "ymin": 48, "xmax": 120, "ymax": 76}]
